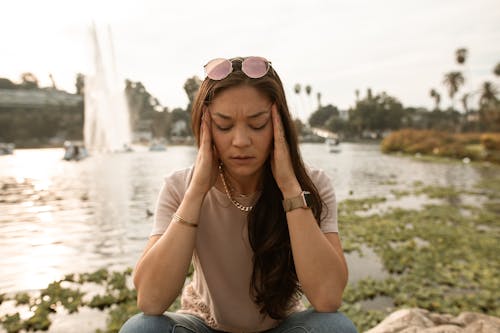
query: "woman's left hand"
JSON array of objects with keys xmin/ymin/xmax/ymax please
[{"xmin": 270, "ymin": 104, "xmax": 301, "ymax": 197}]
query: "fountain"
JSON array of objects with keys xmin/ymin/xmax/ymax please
[{"xmin": 83, "ymin": 23, "xmax": 131, "ymax": 152}]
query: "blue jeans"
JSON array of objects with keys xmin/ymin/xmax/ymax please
[{"xmin": 119, "ymin": 309, "xmax": 358, "ymax": 333}]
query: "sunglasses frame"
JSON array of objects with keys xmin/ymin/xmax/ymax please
[{"xmin": 204, "ymin": 56, "xmax": 272, "ymax": 81}]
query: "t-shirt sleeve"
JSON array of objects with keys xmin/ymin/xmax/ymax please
[
  {"xmin": 310, "ymin": 168, "xmax": 338, "ymax": 233},
  {"xmin": 150, "ymin": 168, "xmax": 192, "ymax": 236}
]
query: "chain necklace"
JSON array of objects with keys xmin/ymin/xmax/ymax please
[{"xmin": 218, "ymin": 163, "xmax": 253, "ymax": 212}]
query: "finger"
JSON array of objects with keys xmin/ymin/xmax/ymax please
[
  {"xmin": 213, "ymin": 144, "xmax": 220, "ymax": 163},
  {"xmin": 271, "ymin": 104, "xmax": 280, "ymax": 142},
  {"xmin": 201, "ymin": 114, "xmax": 212, "ymax": 148},
  {"xmin": 271, "ymin": 104, "xmax": 285, "ymax": 149}
]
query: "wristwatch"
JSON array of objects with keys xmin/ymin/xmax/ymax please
[{"xmin": 282, "ymin": 191, "xmax": 312, "ymax": 212}]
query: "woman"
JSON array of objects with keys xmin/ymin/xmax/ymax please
[{"xmin": 120, "ymin": 57, "xmax": 357, "ymax": 333}]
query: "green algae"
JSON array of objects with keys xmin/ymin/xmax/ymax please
[
  {"xmin": 339, "ymin": 174, "xmax": 500, "ymax": 332},
  {"xmin": 1, "ymin": 174, "xmax": 499, "ymax": 333}
]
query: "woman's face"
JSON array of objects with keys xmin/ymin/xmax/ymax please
[{"xmin": 208, "ymin": 85, "xmax": 274, "ymax": 178}]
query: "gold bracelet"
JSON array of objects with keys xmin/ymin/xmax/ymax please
[{"xmin": 172, "ymin": 213, "xmax": 198, "ymax": 228}]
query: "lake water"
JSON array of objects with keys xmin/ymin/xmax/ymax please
[{"xmin": 0, "ymin": 143, "xmax": 493, "ymax": 294}]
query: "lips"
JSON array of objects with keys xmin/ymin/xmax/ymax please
[
  {"xmin": 231, "ymin": 155, "xmax": 254, "ymax": 159},
  {"xmin": 229, "ymin": 156, "xmax": 255, "ymax": 164}
]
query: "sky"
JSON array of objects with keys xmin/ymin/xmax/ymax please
[{"xmin": 1, "ymin": 0, "xmax": 499, "ymax": 121}]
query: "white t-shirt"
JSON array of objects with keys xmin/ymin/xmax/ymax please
[{"xmin": 151, "ymin": 166, "xmax": 338, "ymax": 332}]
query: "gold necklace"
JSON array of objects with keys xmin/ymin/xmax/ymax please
[{"xmin": 219, "ymin": 163, "xmax": 253, "ymax": 212}]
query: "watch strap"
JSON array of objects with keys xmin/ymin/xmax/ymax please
[{"xmin": 282, "ymin": 191, "xmax": 310, "ymax": 212}]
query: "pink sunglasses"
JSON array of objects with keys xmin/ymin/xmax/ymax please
[{"xmin": 204, "ymin": 56, "xmax": 271, "ymax": 80}]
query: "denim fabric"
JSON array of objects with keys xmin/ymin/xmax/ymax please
[
  {"xmin": 119, "ymin": 310, "xmax": 358, "ymax": 333},
  {"xmin": 265, "ymin": 309, "xmax": 358, "ymax": 333}
]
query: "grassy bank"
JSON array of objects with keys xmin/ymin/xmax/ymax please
[
  {"xmin": 1, "ymin": 172, "xmax": 499, "ymax": 332},
  {"xmin": 381, "ymin": 129, "xmax": 500, "ymax": 163}
]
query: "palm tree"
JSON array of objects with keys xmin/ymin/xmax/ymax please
[
  {"xmin": 305, "ymin": 85, "xmax": 313, "ymax": 113},
  {"xmin": 461, "ymin": 93, "xmax": 469, "ymax": 114},
  {"xmin": 494, "ymin": 62, "xmax": 500, "ymax": 77},
  {"xmin": 294, "ymin": 83, "xmax": 301, "ymax": 94},
  {"xmin": 455, "ymin": 48, "xmax": 468, "ymax": 65},
  {"xmin": 293, "ymin": 83, "xmax": 304, "ymax": 120},
  {"xmin": 478, "ymin": 82, "xmax": 499, "ymax": 109},
  {"xmin": 478, "ymin": 82, "xmax": 499, "ymax": 130},
  {"xmin": 443, "ymin": 71, "xmax": 465, "ymax": 110},
  {"xmin": 429, "ymin": 89, "xmax": 441, "ymax": 111}
]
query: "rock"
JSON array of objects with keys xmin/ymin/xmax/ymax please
[{"xmin": 364, "ymin": 308, "xmax": 500, "ymax": 333}]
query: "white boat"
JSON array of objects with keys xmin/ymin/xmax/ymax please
[
  {"xmin": 325, "ymin": 137, "xmax": 341, "ymax": 153},
  {"xmin": 63, "ymin": 141, "xmax": 88, "ymax": 161},
  {"xmin": 0, "ymin": 143, "xmax": 14, "ymax": 155},
  {"xmin": 149, "ymin": 139, "xmax": 167, "ymax": 151}
]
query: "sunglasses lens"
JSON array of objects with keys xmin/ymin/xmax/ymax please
[
  {"xmin": 205, "ymin": 58, "xmax": 232, "ymax": 80},
  {"xmin": 242, "ymin": 57, "xmax": 269, "ymax": 78}
]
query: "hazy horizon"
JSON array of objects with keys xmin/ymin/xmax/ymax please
[{"xmin": 1, "ymin": 0, "xmax": 499, "ymax": 121}]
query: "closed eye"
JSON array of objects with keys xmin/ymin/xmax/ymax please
[
  {"xmin": 214, "ymin": 124, "xmax": 232, "ymax": 131},
  {"xmin": 213, "ymin": 120, "xmax": 269, "ymax": 131},
  {"xmin": 251, "ymin": 122, "xmax": 268, "ymax": 130}
]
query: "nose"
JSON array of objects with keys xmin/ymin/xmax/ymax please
[{"xmin": 232, "ymin": 126, "xmax": 251, "ymax": 147}]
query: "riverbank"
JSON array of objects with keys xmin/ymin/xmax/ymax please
[
  {"xmin": 381, "ymin": 129, "xmax": 500, "ymax": 164},
  {"xmin": 1, "ymin": 167, "xmax": 498, "ymax": 332}
]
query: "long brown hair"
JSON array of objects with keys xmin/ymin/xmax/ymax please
[{"xmin": 191, "ymin": 57, "xmax": 324, "ymax": 319}]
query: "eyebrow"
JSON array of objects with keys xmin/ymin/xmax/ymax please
[{"xmin": 213, "ymin": 110, "xmax": 270, "ymax": 120}]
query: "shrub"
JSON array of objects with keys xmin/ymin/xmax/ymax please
[{"xmin": 481, "ymin": 133, "xmax": 500, "ymax": 151}]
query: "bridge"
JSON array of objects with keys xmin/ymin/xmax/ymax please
[{"xmin": 310, "ymin": 127, "xmax": 339, "ymax": 139}]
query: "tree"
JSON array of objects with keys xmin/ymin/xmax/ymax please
[
  {"xmin": 305, "ymin": 85, "xmax": 311, "ymax": 96},
  {"xmin": 349, "ymin": 91, "xmax": 404, "ymax": 135},
  {"xmin": 75, "ymin": 73, "xmax": 85, "ymax": 95},
  {"xmin": 316, "ymin": 92, "xmax": 322, "ymax": 109},
  {"xmin": 293, "ymin": 118, "xmax": 305, "ymax": 136},
  {"xmin": 49, "ymin": 74, "xmax": 57, "ymax": 89},
  {"xmin": 20, "ymin": 72, "xmax": 39, "ymax": 89},
  {"xmin": 0, "ymin": 78, "xmax": 17, "ymax": 89},
  {"xmin": 478, "ymin": 82, "xmax": 499, "ymax": 109},
  {"xmin": 461, "ymin": 93, "xmax": 470, "ymax": 115},
  {"xmin": 294, "ymin": 83, "xmax": 301, "ymax": 94},
  {"xmin": 183, "ymin": 76, "xmax": 202, "ymax": 113},
  {"xmin": 429, "ymin": 89, "xmax": 441, "ymax": 111},
  {"xmin": 326, "ymin": 116, "xmax": 349, "ymax": 134},
  {"xmin": 494, "ymin": 62, "xmax": 500, "ymax": 77},
  {"xmin": 170, "ymin": 108, "xmax": 191, "ymax": 136},
  {"xmin": 442, "ymin": 71, "xmax": 464, "ymax": 110},
  {"xmin": 304, "ymin": 84, "xmax": 313, "ymax": 115},
  {"xmin": 455, "ymin": 48, "xmax": 468, "ymax": 65},
  {"xmin": 478, "ymin": 81, "xmax": 500, "ymax": 131},
  {"xmin": 308, "ymin": 104, "xmax": 339, "ymax": 128}
]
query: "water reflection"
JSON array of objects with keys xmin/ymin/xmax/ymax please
[{"xmin": 0, "ymin": 143, "xmax": 490, "ymax": 294}]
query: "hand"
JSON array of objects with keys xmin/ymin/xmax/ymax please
[
  {"xmin": 270, "ymin": 104, "xmax": 301, "ymax": 197},
  {"xmin": 187, "ymin": 109, "xmax": 219, "ymax": 196}
]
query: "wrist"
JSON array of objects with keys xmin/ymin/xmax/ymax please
[
  {"xmin": 184, "ymin": 187, "xmax": 208, "ymax": 203},
  {"xmin": 280, "ymin": 182, "xmax": 302, "ymax": 199}
]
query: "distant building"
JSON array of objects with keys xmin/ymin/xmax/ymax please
[
  {"xmin": 0, "ymin": 88, "xmax": 82, "ymax": 108},
  {"xmin": 339, "ymin": 109, "xmax": 349, "ymax": 121},
  {"xmin": 0, "ymin": 88, "xmax": 84, "ymax": 146}
]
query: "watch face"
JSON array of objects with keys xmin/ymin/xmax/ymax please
[{"xmin": 303, "ymin": 191, "xmax": 312, "ymax": 207}]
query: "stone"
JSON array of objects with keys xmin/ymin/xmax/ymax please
[{"xmin": 364, "ymin": 308, "xmax": 500, "ymax": 333}]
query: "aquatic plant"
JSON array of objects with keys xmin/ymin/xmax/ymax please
[{"xmin": 1, "ymin": 174, "xmax": 498, "ymax": 333}]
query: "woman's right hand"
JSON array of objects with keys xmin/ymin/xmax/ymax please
[{"xmin": 187, "ymin": 109, "xmax": 219, "ymax": 196}]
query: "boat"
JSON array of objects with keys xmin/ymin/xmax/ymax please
[
  {"xmin": 325, "ymin": 137, "xmax": 341, "ymax": 153},
  {"xmin": 0, "ymin": 143, "xmax": 14, "ymax": 155},
  {"xmin": 63, "ymin": 141, "xmax": 88, "ymax": 161},
  {"xmin": 149, "ymin": 139, "xmax": 167, "ymax": 151}
]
